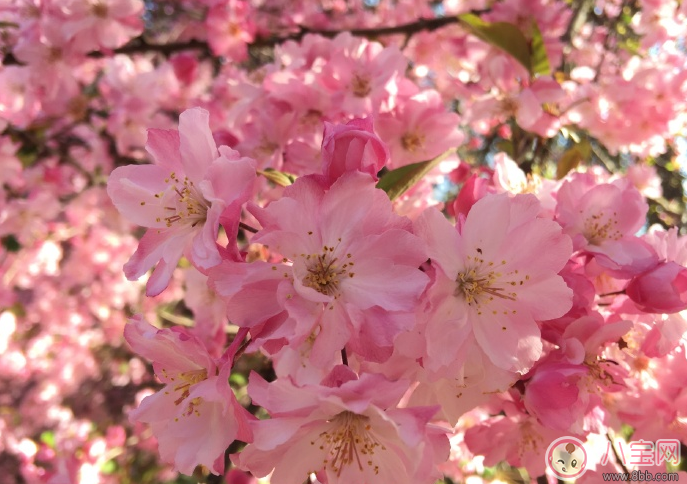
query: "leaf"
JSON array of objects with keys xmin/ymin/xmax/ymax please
[
  {"xmin": 101, "ymin": 460, "xmax": 117, "ymax": 475},
  {"xmin": 458, "ymin": 13, "xmax": 532, "ymax": 74},
  {"xmin": 495, "ymin": 140, "xmax": 514, "ymax": 158},
  {"xmin": 1, "ymin": 234, "xmax": 20, "ymax": 253},
  {"xmin": 258, "ymin": 168, "xmax": 297, "ymax": 187},
  {"xmin": 529, "ymin": 20, "xmax": 551, "ymax": 75},
  {"xmin": 556, "ymin": 140, "xmax": 591, "ymax": 179},
  {"xmin": 376, "ymin": 150, "xmax": 453, "ymax": 201},
  {"xmin": 40, "ymin": 431, "xmax": 56, "ymax": 449}
]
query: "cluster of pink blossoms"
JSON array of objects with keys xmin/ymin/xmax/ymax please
[
  {"xmin": 2, "ymin": 0, "xmax": 687, "ymax": 482},
  {"xmin": 108, "ymin": 106, "xmax": 687, "ymax": 483}
]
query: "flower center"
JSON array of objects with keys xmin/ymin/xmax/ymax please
[
  {"xmin": 302, "ymin": 245, "xmax": 354, "ymax": 297},
  {"xmin": 351, "ymin": 75, "xmax": 372, "ymax": 97},
  {"xmin": 456, "ymin": 268, "xmax": 516, "ymax": 305},
  {"xmin": 154, "ymin": 172, "xmax": 210, "ymax": 229},
  {"xmin": 92, "ymin": 1, "xmax": 108, "ymax": 18},
  {"xmin": 583, "ymin": 211, "xmax": 621, "ymax": 245},
  {"xmin": 455, "ymin": 250, "xmax": 524, "ymax": 311},
  {"xmin": 401, "ymin": 132, "xmax": 425, "ymax": 153},
  {"xmin": 169, "ymin": 368, "xmax": 208, "ymax": 405},
  {"xmin": 160, "ymin": 368, "xmax": 208, "ymax": 419},
  {"xmin": 314, "ymin": 411, "xmax": 384, "ymax": 476}
]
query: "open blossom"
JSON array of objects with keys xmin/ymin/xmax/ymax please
[
  {"xmin": 205, "ymin": 0, "xmax": 256, "ymax": 62},
  {"xmin": 522, "ymin": 313, "xmax": 631, "ymax": 434},
  {"xmin": 414, "ymin": 193, "xmax": 573, "ymax": 375},
  {"xmin": 234, "ymin": 366, "xmax": 448, "ymax": 484},
  {"xmin": 376, "ymin": 89, "xmax": 463, "ymax": 168},
  {"xmin": 107, "ymin": 107, "xmax": 256, "ymax": 296},
  {"xmin": 210, "ymin": 172, "xmax": 429, "ymax": 366},
  {"xmin": 124, "ymin": 315, "xmax": 253, "ymax": 475},
  {"xmin": 58, "ymin": 0, "xmax": 145, "ymax": 51},
  {"xmin": 555, "ymin": 172, "xmax": 657, "ymax": 275}
]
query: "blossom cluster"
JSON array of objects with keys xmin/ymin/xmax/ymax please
[
  {"xmin": 2, "ymin": 0, "xmax": 687, "ymax": 483},
  {"xmin": 106, "ymin": 105, "xmax": 687, "ymax": 483}
]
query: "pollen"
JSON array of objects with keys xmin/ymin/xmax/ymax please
[
  {"xmin": 302, "ymin": 245, "xmax": 354, "ymax": 297},
  {"xmin": 456, "ymin": 267, "xmax": 516, "ymax": 306},
  {"xmin": 170, "ymin": 368, "xmax": 208, "ymax": 408},
  {"xmin": 401, "ymin": 131, "xmax": 425, "ymax": 153},
  {"xmin": 351, "ymin": 74, "xmax": 372, "ymax": 97},
  {"xmin": 161, "ymin": 175, "xmax": 210, "ymax": 229},
  {"xmin": 315, "ymin": 411, "xmax": 384, "ymax": 476},
  {"xmin": 583, "ymin": 210, "xmax": 622, "ymax": 244}
]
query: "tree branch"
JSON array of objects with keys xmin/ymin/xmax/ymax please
[{"xmin": 3, "ymin": 14, "xmax": 476, "ymax": 66}]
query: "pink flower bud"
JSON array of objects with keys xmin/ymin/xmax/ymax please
[
  {"xmin": 321, "ymin": 117, "xmax": 389, "ymax": 182},
  {"xmin": 449, "ymin": 174, "xmax": 493, "ymax": 218},
  {"xmin": 626, "ymin": 261, "xmax": 687, "ymax": 313}
]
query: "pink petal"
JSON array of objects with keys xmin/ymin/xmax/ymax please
[
  {"xmin": 145, "ymin": 128, "xmax": 181, "ymax": 171},
  {"xmin": 178, "ymin": 108, "xmax": 218, "ymax": 183},
  {"xmin": 107, "ymin": 164, "xmax": 170, "ymax": 228}
]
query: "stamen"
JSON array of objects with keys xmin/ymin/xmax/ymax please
[
  {"xmin": 302, "ymin": 242, "xmax": 353, "ymax": 297},
  {"xmin": 313, "ymin": 411, "xmax": 383, "ymax": 476}
]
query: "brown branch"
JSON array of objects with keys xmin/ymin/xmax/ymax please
[
  {"xmin": 12, "ymin": 15, "xmax": 473, "ymax": 65},
  {"xmin": 254, "ymin": 15, "xmax": 466, "ymax": 46},
  {"xmin": 87, "ymin": 38, "xmax": 212, "ymax": 58}
]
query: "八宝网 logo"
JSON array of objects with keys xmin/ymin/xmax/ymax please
[{"xmin": 546, "ymin": 436, "xmax": 589, "ymax": 480}]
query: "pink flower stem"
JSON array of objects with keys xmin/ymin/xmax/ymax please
[{"xmin": 220, "ymin": 327, "xmax": 250, "ymax": 365}]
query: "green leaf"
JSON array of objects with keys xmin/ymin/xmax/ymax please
[
  {"xmin": 495, "ymin": 140, "xmax": 514, "ymax": 158},
  {"xmin": 529, "ymin": 21, "xmax": 551, "ymax": 75},
  {"xmin": 229, "ymin": 372, "xmax": 247, "ymax": 387},
  {"xmin": 258, "ymin": 168, "xmax": 297, "ymax": 187},
  {"xmin": 1, "ymin": 234, "xmax": 20, "ymax": 253},
  {"xmin": 40, "ymin": 431, "xmax": 56, "ymax": 449},
  {"xmin": 101, "ymin": 460, "xmax": 117, "ymax": 475},
  {"xmin": 458, "ymin": 13, "xmax": 532, "ymax": 74},
  {"xmin": 376, "ymin": 150, "xmax": 453, "ymax": 201},
  {"xmin": 556, "ymin": 139, "xmax": 591, "ymax": 179}
]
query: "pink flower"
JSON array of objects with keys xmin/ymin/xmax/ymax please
[
  {"xmin": 414, "ymin": 193, "xmax": 573, "ymax": 374},
  {"xmin": 555, "ymin": 173, "xmax": 657, "ymax": 276},
  {"xmin": 449, "ymin": 173, "xmax": 494, "ymax": 219},
  {"xmin": 107, "ymin": 107, "xmax": 256, "ymax": 296},
  {"xmin": 233, "ymin": 366, "xmax": 448, "ymax": 484},
  {"xmin": 626, "ymin": 261, "xmax": 687, "ymax": 313},
  {"xmin": 319, "ymin": 33, "xmax": 407, "ymax": 116},
  {"xmin": 210, "ymin": 172, "xmax": 428, "ymax": 366},
  {"xmin": 321, "ymin": 117, "xmax": 389, "ymax": 183},
  {"xmin": 124, "ymin": 315, "xmax": 253, "ymax": 475},
  {"xmin": 522, "ymin": 361, "xmax": 589, "ymax": 432},
  {"xmin": 464, "ymin": 397, "xmax": 563, "ymax": 478},
  {"xmin": 205, "ymin": 0, "xmax": 256, "ymax": 62},
  {"xmin": 58, "ymin": 0, "xmax": 145, "ymax": 51},
  {"xmin": 376, "ymin": 89, "xmax": 464, "ymax": 168}
]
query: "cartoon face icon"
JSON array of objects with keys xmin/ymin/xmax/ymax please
[{"xmin": 546, "ymin": 437, "xmax": 588, "ymax": 480}]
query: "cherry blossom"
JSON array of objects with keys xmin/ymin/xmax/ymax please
[
  {"xmin": 124, "ymin": 315, "xmax": 253, "ymax": 475},
  {"xmin": 108, "ymin": 107, "xmax": 256, "ymax": 296},
  {"xmin": 414, "ymin": 193, "xmax": 573, "ymax": 375},
  {"xmin": 234, "ymin": 366, "xmax": 448, "ymax": 484}
]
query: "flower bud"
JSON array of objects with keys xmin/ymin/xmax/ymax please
[
  {"xmin": 321, "ymin": 117, "xmax": 389, "ymax": 182},
  {"xmin": 626, "ymin": 261, "xmax": 687, "ymax": 313}
]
